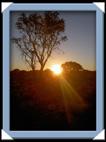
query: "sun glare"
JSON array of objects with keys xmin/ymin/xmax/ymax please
[{"xmin": 51, "ymin": 64, "xmax": 63, "ymax": 75}]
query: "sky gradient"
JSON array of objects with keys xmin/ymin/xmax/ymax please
[{"xmin": 10, "ymin": 11, "xmax": 96, "ymax": 71}]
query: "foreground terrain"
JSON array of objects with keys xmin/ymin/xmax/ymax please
[{"xmin": 10, "ymin": 69, "xmax": 96, "ymax": 130}]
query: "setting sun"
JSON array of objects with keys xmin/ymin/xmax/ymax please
[{"xmin": 50, "ymin": 64, "xmax": 63, "ymax": 75}]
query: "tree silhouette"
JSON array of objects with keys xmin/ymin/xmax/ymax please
[
  {"xmin": 12, "ymin": 12, "xmax": 67, "ymax": 71},
  {"xmin": 61, "ymin": 61, "xmax": 84, "ymax": 72}
]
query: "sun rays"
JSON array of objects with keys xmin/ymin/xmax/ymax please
[
  {"xmin": 59, "ymin": 75, "xmax": 87, "ymax": 126},
  {"xmin": 50, "ymin": 64, "xmax": 63, "ymax": 75}
]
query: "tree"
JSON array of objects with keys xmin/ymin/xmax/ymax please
[
  {"xmin": 12, "ymin": 12, "xmax": 67, "ymax": 71},
  {"xmin": 12, "ymin": 38, "xmax": 36, "ymax": 71},
  {"xmin": 61, "ymin": 61, "xmax": 84, "ymax": 72}
]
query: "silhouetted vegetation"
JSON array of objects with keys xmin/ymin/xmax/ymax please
[
  {"xmin": 10, "ymin": 65, "xmax": 96, "ymax": 130},
  {"xmin": 62, "ymin": 61, "xmax": 84, "ymax": 72},
  {"xmin": 12, "ymin": 12, "xmax": 67, "ymax": 71}
]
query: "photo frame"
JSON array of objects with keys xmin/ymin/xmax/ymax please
[{"xmin": 2, "ymin": 2, "xmax": 104, "ymax": 140}]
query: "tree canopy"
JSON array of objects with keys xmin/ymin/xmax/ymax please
[
  {"xmin": 12, "ymin": 12, "xmax": 67, "ymax": 71},
  {"xmin": 61, "ymin": 61, "xmax": 84, "ymax": 72}
]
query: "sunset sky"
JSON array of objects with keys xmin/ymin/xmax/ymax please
[{"xmin": 10, "ymin": 11, "xmax": 96, "ymax": 71}]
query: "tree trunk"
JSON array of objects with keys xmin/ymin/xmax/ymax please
[
  {"xmin": 39, "ymin": 65, "xmax": 44, "ymax": 78},
  {"xmin": 31, "ymin": 65, "xmax": 35, "ymax": 72},
  {"xmin": 40, "ymin": 65, "xmax": 44, "ymax": 72}
]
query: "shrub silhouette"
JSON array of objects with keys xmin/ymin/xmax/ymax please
[{"xmin": 62, "ymin": 61, "xmax": 84, "ymax": 73}]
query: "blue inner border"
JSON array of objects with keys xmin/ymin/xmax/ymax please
[{"xmin": 3, "ymin": 3, "xmax": 104, "ymax": 139}]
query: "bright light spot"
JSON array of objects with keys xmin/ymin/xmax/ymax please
[{"xmin": 50, "ymin": 64, "xmax": 63, "ymax": 75}]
